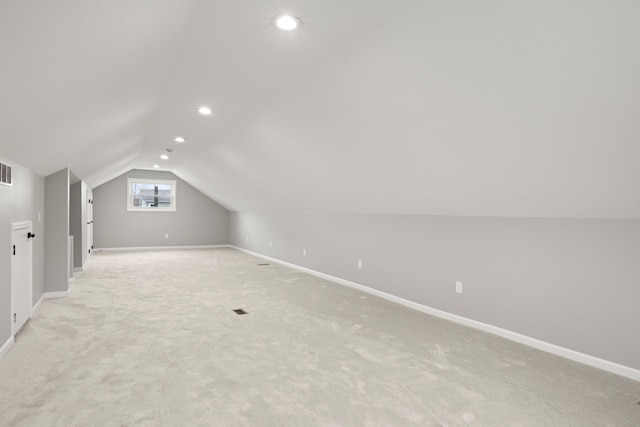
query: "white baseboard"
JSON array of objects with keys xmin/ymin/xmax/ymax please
[
  {"xmin": 231, "ymin": 246, "xmax": 640, "ymax": 382},
  {"xmin": 0, "ymin": 336, "xmax": 14, "ymax": 360},
  {"xmin": 95, "ymin": 244, "xmax": 230, "ymax": 252},
  {"xmin": 74, "ymin": 267, "xmax": 83, "ymax": 273},
  {"xmin": 31, "ymin": 294, "xmax": 45, "ymax": 316},
  {"xmin": 4, "ymin": 293, "xmax": 66, "ymax": 361},
  {"xmin": 44, "ymin": 290, "xmax": 70, "ymax": 299}
]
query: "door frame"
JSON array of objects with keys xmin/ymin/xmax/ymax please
[{"xmin": 87, "ymin": 190, "xmax": 93, "ymax": 256}]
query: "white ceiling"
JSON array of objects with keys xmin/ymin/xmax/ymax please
[{"xmin": 1, "ymin": 0, "xmax": 639, "ymax": 218}]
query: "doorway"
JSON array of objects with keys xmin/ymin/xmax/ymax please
[{"xmin": 11, "ymin": 221, "xmax": 33, "ymax": 336}]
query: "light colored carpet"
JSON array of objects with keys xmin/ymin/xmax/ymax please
[{"xmin": 0, "ymin": 248, "xmax": 639, "ymax": 426}]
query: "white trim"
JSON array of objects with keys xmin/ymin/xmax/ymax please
[
  {"xmin": 95, "ymin": 245, "xmax": 230, "ymax": 252},
  {"xmin": 43, "ymin": 290, "xmax": 70, "ymax": 299},
  {"xmin": 10, "ymin": 220, "xmax": 32, "ymax": 229},
  {"xmin": 0, "ymin": 336, "xmax": 14, "ymax": 360},
  {"xmin": 31, "ymin": 294, "xmax": 44, "ymax": 316},
  {"xmin": 231, "ymin": 246, "xmax": 640, "ymax": 382}
]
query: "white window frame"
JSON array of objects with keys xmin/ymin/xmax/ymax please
[{"xmin": 127, "ymin": 178, "xmax": 177, "ymax": 212}]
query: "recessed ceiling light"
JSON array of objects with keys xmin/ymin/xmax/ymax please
[
  {"xmin": 273, "ymin": 15, "xmax": 300, "ymax": 30},
  {"xmin": 153, "ymin": 164, "xmax": 160, "ymax": 169},
  {"xmin": 174, "ymin": 136, "xmax": 185, "ymax": 143},
  {"xmin": 198, "ymin": 106, "xmax": 212, "ymax": 115},
  {"xmin": 273, "ymin": 15, "xmax": 301, "ymax": 31},
  {"xmin": 160, "ymin": 154, "xmax": 169, "ymax": 160}
]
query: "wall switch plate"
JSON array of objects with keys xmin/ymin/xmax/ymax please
[
  {"xmin": 456, "ymin": 281, "xmax": 463, "ymax": 294},
  {"xmin": 303, "ymin": 249, "xmax": 306, "ymax": 256},
  {"xmin": 269, "ymin": 241, "xmax": 272, "ymax": 248},
  {"xmin": 165, "ymin": 233, "xmax": 169, "ymax": 239},
  {"xmin": 38, "ymin": 211, "xmax": 41, "ymax": 222},
  {"xmin": 357, "ymin": 259, "xmax": 363, "ymax": 269},
  {"xmin": 245, "ymin": 236, "xmax": 249, "ymax": 242}
]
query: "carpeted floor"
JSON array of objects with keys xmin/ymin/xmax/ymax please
[{"xmin": 0, "ymin": 248, "xmax": 639, "ymax": 426}]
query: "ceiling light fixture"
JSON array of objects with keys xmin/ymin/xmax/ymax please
[
  {"xmin": 153, "ymin": 165, "xmax": 160, "ymax": 169},
  {"xmin": 174, "ymin": 136, "xmax": 185, "ymax": 143},
  {"xmin": 273, "ymin": 15, "xmax": 301, "ymax": 31},
  {"xmin": 198, "ymin": 106, "xmax": 212, "ymax": 115},
  {"xmin": 160, "ymin": 154, "xmax": 169, "ymax": 160}
]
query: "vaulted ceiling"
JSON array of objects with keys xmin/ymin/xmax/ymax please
[{"xmin": 1, "ymin": 0, "xmax": 639, "ymax": 217}]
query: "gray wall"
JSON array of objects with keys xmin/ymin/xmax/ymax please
[
  {"xmin": 44, "ymin": 168, "xmax": 70, "ymax": 293},
  {"xmin": 69, "ymin": 181, "xmax": 87, "ymax": 269},
  {"xmin": 0, "ymin": 158, "xmax": 45, "ymax": 346},
  {"xmin": 94, "ymin": 169, "xmax": 229, "ymax": 248},
  {"xmin": 230, "ymin": 212, "xmax": 640, "ymax": 371}
]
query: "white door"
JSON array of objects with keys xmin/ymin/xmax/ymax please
[
  {"xmin": 11, "ymin": 221, "xmax": 33, "ymax": 336},
  {"xmin": 87, "ymin": 192, "xmax": 94, "ymax": 254}
]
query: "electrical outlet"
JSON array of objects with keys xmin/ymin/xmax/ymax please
[
  {"xmin": 165, "ymin": 233, "xmax": 169, "ymax": 239},
  {"xmin": 303, "ymin": 249, "xmax": 306, "ymax": 256},
  {"xmin": 269, "ymin": 241, "xmax": 272, "ymax": 248},
  {"xmin": 456, "ymin": 281, "xmax": 463, "ymax": 294},
  {"xmin": 357, "ymin": 259, "xmax": 363, "ymax": 269},
  {"xmin": 245, "ymin": 236, "xmax": 249, "ymax": 242}
]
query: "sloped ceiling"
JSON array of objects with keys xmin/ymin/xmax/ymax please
[{"xmin": 1, "ymin": 0, "xmax": 639, "ymax": 218}]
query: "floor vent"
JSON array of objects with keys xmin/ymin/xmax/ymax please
[
  {"xmin": 258, "ymin": 263, "xmax": 270, "ymax": 266},
  {"xmin": 0, "ymin": 162, "xmax": 12, "ymax": 186},
  {"xmin": 233, "ymin": 309, "xmax": 248, "ymax": 315}
]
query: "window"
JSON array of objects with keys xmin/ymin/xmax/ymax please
[{"xmin": 127, "ymin": 178, "xmax": 176, "ymax": 212}]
